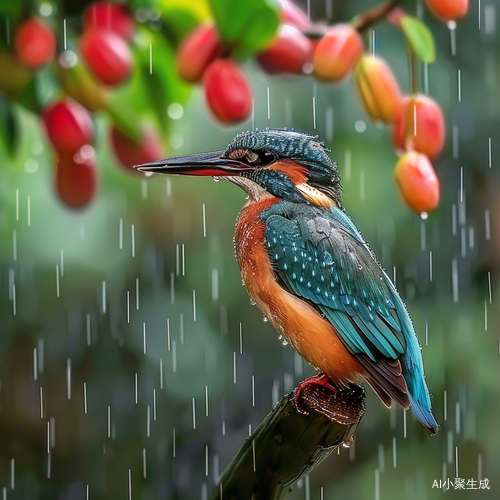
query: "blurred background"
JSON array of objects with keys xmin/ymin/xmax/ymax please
[{"xmin": 1, "ymin": 0, "xmax": 500, "ymax": 499}]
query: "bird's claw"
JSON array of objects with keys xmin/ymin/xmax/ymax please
[{"xmin": 293, "ymin": 373, "xmax": 337, "ymax": 415}]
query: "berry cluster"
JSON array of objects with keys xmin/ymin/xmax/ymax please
[
  {"xmin": 6, "ymin": 2, "xmax": 164, "ymax": 209},
  {"xmin": 79, "ymin": 3, "xmax": 133, "ymax": 87},
  {"xmin": 2, "ymin": 0, "xmax": 469, "ymax": 214},
  {"xmin": 175, "ymin": 0, "xmax": 468, "ymax": 215},
  {"xmin": 176, "ymin": 1, "xmax": 314, "ymax": 123}
]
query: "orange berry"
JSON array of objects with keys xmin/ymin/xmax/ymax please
[
  {"xmin": 354, "ymin": 55, "xmax": 401, "ymax": 123},
  {"xmin": 203, "ymin": 59, "xmax": 252, "ymax": 124},
  {"xmin": 394, "ymin": 152, "xmax": 439, "ymax": 214},
  {"xmin": 313, "ymin": 24, "xmax": 363, "ymax": 82},
  {"xmin": 176, "ymin": 23, "xmax": 223, "ymax": 83},
  {"xmin": 257, "ymin": 24, "xmax": 312, "ymax": 75},
  {"xmin": 14, "ymin": 17, "xmax": 56, "ymax": 69},
  {"xmin": 424, "ymin": 0, "xmax": 468, "ymax": 22},
  {"xmin": 392, "ymin": 95, "xmax": 445, "ymax": 159}
]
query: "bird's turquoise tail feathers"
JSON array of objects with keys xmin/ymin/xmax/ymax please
[{"xmin": 405, "ymin": 370, "xmax": 439, "ymax": 435}]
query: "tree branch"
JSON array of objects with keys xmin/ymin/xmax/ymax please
[
  {"xmin": 352, "ymin": 0, "xmax": 403, "ymax": 33},
  {"xmin": 302, "ymin": 0, "xmax": 403, "ymax": 40},
  {"xmin": 211, "ymin": 382, "xmax": 366, "ymax": 500}
]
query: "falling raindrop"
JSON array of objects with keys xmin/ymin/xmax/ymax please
[
  {"xmin": 378, "ymin": 443, "xmax": 385, "ymax": 471},
  {"xmin": 448, "ymin": 21, "xmax": 457, "ymax": 55},
  {"xmin": 63, "ymin": 19, "xmax": 67, "ymax": 50},
  {"xmin": 192, "ymin": 398, "xmax": 196, "ymax": 429}
]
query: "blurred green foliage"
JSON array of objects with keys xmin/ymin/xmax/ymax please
[
  {"xmin": 1, "ymin": 1, "xmax": 500, "ymax": 500},
  {"xmin": 209, "ymin": 0, "xmax": 280, "ymax": 57}
]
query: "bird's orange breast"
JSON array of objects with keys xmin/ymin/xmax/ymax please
[{"xmin": 234, "ymin": 198, "xmax": 364, "ymax": 385}]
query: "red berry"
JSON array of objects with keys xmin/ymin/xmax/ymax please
[
  {"xmin": 424, "ymin": 0, "xmax": 468, "ymax": 22},
  {"xmin": 79, "ymin": 28, "xmax": 132, "ymax": 86},
  {"xmin": 394, "ymin": 152, "xmax": 439, "ymax": 214},
  {"xmin": 392, "ymin": 95, "xmax": 445, "ymax": 159},
  {"xmin": 110, "ymin": 124, "xmax": 163, "ymax": 172},
  {"xmin": 203, "ymin": 59, "xmax": 252, "ymax": 124},
  {"xmin": 313, "ymin": 24, "xmax": 363, "ymax": 82},
  {"xmin": 83, "ymin": 1, "xmax": 135, "ymax": 41},
  {"xmin": 176, "ymin": 23, "xmax": 222, "ymax": 83},
  {"xmin": 354, "ymin": 55, "xmax": 401, "ymax": 123},
  {"xmin": 42, "ymin": 98, "xmax": 94, "ymax": 154},
  {"xmin": 55, "ymin": 148, "xmax": 97, "ymax": 209},
  {"xmin": 257, "ymin": 24, "xmax": 312, "ymax": 75},
  {"xmin": 14, "ymin": 17, "xmax": 56, "ymax": 69},
  {"xmin": 280, "ymin": 0, "xmax": 312, "ymax": 30}
]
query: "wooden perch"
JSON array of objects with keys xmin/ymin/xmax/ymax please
[{"xmin": 212, "ymin": 382, "xmax": 366, "ymax": 500}]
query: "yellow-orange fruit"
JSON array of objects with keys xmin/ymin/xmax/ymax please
[
  {"xmin": 313, "ymin": 24, "xmax": 363, "ymax": 82},
  {"xmin": 394, "ymin": 152, "xmax": 439, "ymax": 214},
  {"xmin": 392, "ymin": 95, "xmax": 445, "ymax": 159},
  {"xmin": 354, "ymin": 55, "xmax": 401, "ymax": 123},
  {"xmin": 257, "ymin": 24, "xmax": 312, "ymax": 75},
  {"xmin": 424, "ymin": 0, "xmax": 468, "ymax": 21}
]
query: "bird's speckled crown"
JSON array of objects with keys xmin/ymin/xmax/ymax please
[{"xmin": 225, "ymin": 128, "xmax": 341, "ymax": 187}]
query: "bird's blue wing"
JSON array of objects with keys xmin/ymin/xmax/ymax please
[
  {"xmin": 263, "ymin": 201, "xmax": 439, "ymax": 435},
  {"xmin": 263, "ymin": 202, "xmax": 406, "ymax": 364}
]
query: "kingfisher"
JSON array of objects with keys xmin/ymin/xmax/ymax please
[{"xmin": 136, "ymin": 128, "xmax": 439, "ymax": 435}]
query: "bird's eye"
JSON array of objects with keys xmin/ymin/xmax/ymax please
[
  {"xmin": 256, "ymin": 149, "xmax": 277, "ymax": 166},
  {"xmin": 244, "ymin": 149, "xmax": 277, "ymax": 166}
]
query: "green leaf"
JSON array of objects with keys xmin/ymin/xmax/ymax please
[
  {"xmin": 0, "ymin": 1, "xmax": 25, "ymax": 34},
  {"xmin": 105, "ymin": 98, "xmax": 142, "ymax": 142},
  {"xmin": 161, "ymin": 8, "xmax": 202, "ymax": 47},
  {"xmin": 160, "ymin": 0, "xmax": 211, "ymax": 22},
  {"xmin": 129, "ymin": 0, "xmax": 161, "ymax": 9},
  {"xmin": 18, "ymin": 78, "xmax": 42, "ymax": 114},
  {"xmin": 401, "ymin": 15, "xmax": 436, "ymax": 64},
  {"xmin": 209, "ymin": 0, "xmax": 281, "ymax": 57},
  {"xmin": 132, "ymin": 27, "xmax": 191, "ymax": 133}
]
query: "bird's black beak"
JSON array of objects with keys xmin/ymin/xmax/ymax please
[{"xmin": 135, "ymin": 150, "xmax": 249, "ymax": 177}]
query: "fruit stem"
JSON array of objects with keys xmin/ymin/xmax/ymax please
[
  {"xmin": 352, "ymin": 0, "xmax": 403, "ymax": 33},
  {"xmin": 406, "ymin": 42, "xmax": 417, "ymax": 96},
  {"xmin": 299, "ymin": 0, "xmax": 403, "ymax": 41}
]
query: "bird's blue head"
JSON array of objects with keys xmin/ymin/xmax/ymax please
[{"xmin": 136, "ymin": 128, "xmax": 343, "ymax": 209}]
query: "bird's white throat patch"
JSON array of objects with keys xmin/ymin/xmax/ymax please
[
  {"xmin": 296, "ymin": 183, "xmax": 335, "ymax": 209},
  {"xmin": 223, "ymin": 176, "xmax": 271, "ymax": 201}
]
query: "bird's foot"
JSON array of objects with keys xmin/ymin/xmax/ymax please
[{"xmin": 293, "ymin": 373, "xmax": 336, "ymax": 415}]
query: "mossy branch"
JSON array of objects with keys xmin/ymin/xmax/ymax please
[{"xmin": 211, "ymin": 382, "xmax": 366, "ymax": 500}]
